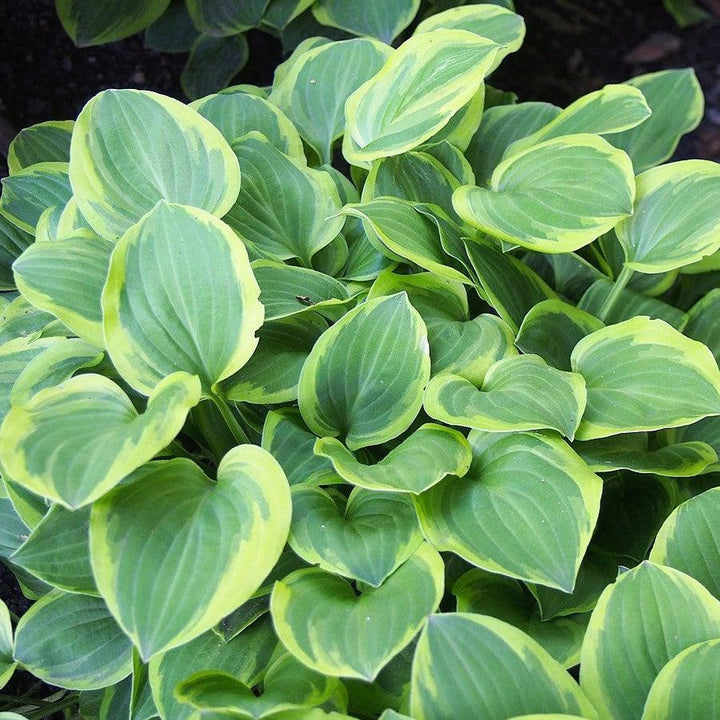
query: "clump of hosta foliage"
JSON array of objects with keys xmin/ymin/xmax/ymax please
[{"xmin": 3, "ymin": 4, "xmax": 720, "ymax": 720}]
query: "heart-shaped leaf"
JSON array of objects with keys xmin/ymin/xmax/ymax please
[
  {"xmin": 415, "ymin": 431, "xmax": 602, "ymax": 591},
  {"xmin": 13, "ymin": 590, "xmax": 133, "ymax": 690},
  {"xmin": 7, "ymin": 120, "xmax": 74, "ymax": 174},
  {"xmin": 424, "ymin": 355, "xmax": 587, "ymax": 440},
  {"xmin": 298, "ymin": 293, "xmax": 430, "ymax": 450},
  {"xmin": 314, "ymin": 424, "xmax": 472, "ymax": 494},
  {"xmin": 454, "ymin": 134, "xmax": 635, "ymax": 253},
  {"xmin": 102, "ymin": 201, "xmax": 263, "ymax": 395},
  {"xmin": 343, "ymin": 30, "xmax": 498, "ymax": 163},
  {"xmin": 90, "ymin": 445, "xmax": 291, "ymax": 659},
  {"xmin": 289, "ymin": 485, "xmax": 423, "ymax": 586},
  {"xmin": 271, "ymin": 543, "xmax": 444, "ymax": 680},
  {"xmin": 572, "ymin": 317, "xmax": 720, "ymax": 440},
  {"xmin": 312, "ymin": 0, "xmax": 418, "ymax": 42},
  {"xmin": 0, "ymin": 371, "xmax": 200, "ymax": 509},
  {"xmin": 70, "ymin": 89, "xmax": 240, "ymax": 239},
  {"xmin": 580, "ymin": 562, "xmax": 720, "ymax": 720},
  {"xmin": 410, "ymin": 613, "xmax": 597, "ymax": 720}
]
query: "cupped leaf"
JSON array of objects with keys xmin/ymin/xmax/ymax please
[
  {"xmin": 224, "ymin": 134, "xmax": 343, "ymax": 266},
  {"xmin": 454, "ymin": 134, "xmax": 635, "ymax": 253},
  {"xmin": 13, "ymin": 233, "xmax": 114, "ymax": 347},
  {"xmin": 343, "ymin": 30, "xmax": 498, "ymax": 163},
  {"xmin": 271, "ymin": 543, "xmax": 444, "ymax": 680},
  {"xmin": 415, "ymin": 431, "xmax": 602, "ymax": 591},
  {"xmin": 289, "ymin": 485, "xmax": 424, "ymax": 586},
  {"xmin": 453, "ymin": 569, "xmax": 590, "ymax": 668},
  {"xmin": 516, "ymin": 300, "xmax": 603, "ymax": 371},
  {"xmin": 605, "ymin": 68, "xmax": 704, "ymax": 172},
  {"xmin": 298, "ymin": 293, "xmax": 430, "ymax": 450},
  {"xmin": 149, "ymin": 616, "xmax": 278, "ymax": 720},
  {"xmin": 91, "ymin": 445, "xmax": 291, "ymax": 660},
  {"xmin": 572, "ymin": 317, "xmax": 720, "ymax": 440},
  {"xmin": 56, "ymin": 0, "xmax": 171, "ymax": 45},
  {"xmin": 181, "ymin": 34, "xmax": 249, "ymax": 100},
  {"xmin": 410, "ymin": 613, "xmax": 597, "ymax": 720},
  {"xmin": 13, "ymin": 590, "xmax": 133, "ymax": 690},
  {"xmin": 615, "ymin": 160, "xmax": 720, "ymax": 273},
  {"xmin": 262, "ymin": 408, "xmax": 337, "ymax": 486},
  {"xmin": 0, "ymin": 372, "xmax": 200, "ymax": 509},
  {"xmin": 415, "ymin": 4, "xmax": 525, "ymax": 71},
  {"xmin": 424, "ymin": 355, "xmax": 586, "ymax": 439},
  {"xmin": 642, "ymin": 639, "xmax": 720, "ymax": 720},
  {"xmin": 580, "ymin": 562, "xmax": 720, "ymax": 720},
  {"xmin": 7, "ymin": 120, "xmax": 74, "ymax": 174},
  {"xmin": 0, "ymin": 162, "xmax": 72, "ymax": 234},
  {"xmin": 252, "ymin": 261, "xmax": 351, "ymax": 322},
  {"xmin": 193, "ymin": 91, "xmax": 304, "ymax": 159},
  {"xmin": 650, "ymin": 487, "xmax": 720, "ymax": 599},
  {"xmin": 103, "ymin": 202, "xmax": 263, "ymax": 395},
  {"xmin": 11, "ymin": 504, "xmax": 96, "ymax": 595},
  {"xmin": 269, "ymin": 38, "xmax": 391, "ymax": 164},
  {"xmin": 315, "ymin": 423, "xmax": 471, "ymax": 494},
  {"xmin": 70, "ymin": 89, "xmax": 240, "ymax": 239},
  {"xmin": 312, "ymin": 0, "xmax": 419, "ymax": 42},
  {"xmin": 574, "ymin": 433, "xmax": 716, "ymax": 477},
  {"xmin": 506, "ymin": 84, "xmax": 651, "ymax": 157}
]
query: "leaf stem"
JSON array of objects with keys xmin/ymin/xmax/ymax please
[
  {"xmin": 24, "ymin": 693, "xmax": 79, "ymax": 719},
  {"xmin": 210, "ymin": 393, "xmax": 250, "ymax": 446},
  {"xmin": 598, "ymin": 265, "xmax": 634, "ymax": 322}
]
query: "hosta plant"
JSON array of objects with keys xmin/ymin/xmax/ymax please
[{"xmin": 2, "ymin": 4, "xmax": 720, "ymax": 720}]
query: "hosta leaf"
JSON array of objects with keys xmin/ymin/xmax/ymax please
[
  {"xmin": 55, "ymin": 0, "xmax": 171, "ymax": 45},
  {"xmin": 580, "ymin": 562, "xmax": 720, "ymax": 720},
  {"xmin": 222, "ymin": 314, "xmax": 327, "ymax": 404},
  {"xmin": 574, "ymin": 433, "xmax": 716, "ymax": 477},
  {"xmin": 0, "ymin": 599, "xmax": 15, "ymax": 690},
  {"xmin": 224, "ymin": 134, "xmax": 343, "ymax": 266},
  {"xmin": 453, "ymin": 569, "xmax": 590, "ymax": 668},
  {"xmin": 13, "ymin": 233, "xmax": 113, "ymax": 347},
  {"xmin": 252, "ymin": 261, "xmax": 351, "ymax": 322},
  {"xmin": 298, "ymin": 293, "xmax": 430, "ymax": 450},
  {"xmin": 262, "ymin": 408, "xmax": 337, "ymax": 486},
  {"xmin": 181, "ymin": 34, "xmax": 249, "ymax": 100},
  {"xmin": 271, "ymin": 543, "xmax": 444, "ymax": 680},
  {"xmin": 145, "ymin": 0, "xmax": 199, "ymax": 53},
  {"xmin": 343, "ymin": 30, "xmax": 498, "ymax": 163},
  {"xmin": 342, "ymin": 199, "xmax": 469, "ymax": 283},
  {"xmin": 572, "ymin": 317, "xmax": 720, "ymax": 440},
  {"xmin": 516, "ymin": 300, "xmax": 603, "ymax": 371},
  {"xmin": 0, "ymin": 215, "xmax": 32, "ymax": 290},
  {"xmin": 7, "ymin": 120, "xmax": 74, "ymax": 174},
  {"xmin": 312, "ymin": 0, "xmax": 419, "ymax": 42},
  {"xmin": 70, "ymin": 89, "xmax": 240, "ymax": 240},
  {"xmin": 410, "ymin": 613, "xmax": 597, "ymax": 720},
  {"xmin": 615, "ymin": 160, "xmax": 720, "ymax": 273},
  {"xmin": 685, "ymin": 288, "xmax": 720, "ymax": 363},
  {"xmin": 90, "ymin": 446, "xmax": 291, "ymax": 660},
  {"xmin": 0, "ymin": 372, "xmax": 200, "ymax": 509},
  {"xmin": 650, "ymin": 487, "xmax": 720, "ymax": 599},
  {"xmin": 186, "ymin": 0, "xmax": 269, "ymax": 35},
  {"xmin": 0, "ymin": 162, "xmax": 72, "ymax": 234},
  {"xmin": 13, "ymin": 590, "xmax": 133, "ymax": 690},
  {"xmin": 11, "ymin": 504, "xmax": 96, "ymax": 594},
  {"xmin": 414, "ymin": 4, "xmax": 525, "ymax": 71},
  {"xmin": 423, "ymin": 87, "xmax": 485, "ymax": 152},
  {"xmin": 605, "ymin": 69, "xmax": 704, "ymax": 172},
  {"xmin": 642, "ymin": 639, "xmax": 720, "ymax": 720},
  {"xmin": 424, "ymin": 355, "xmax": 586, "ymax": 439},
  {"xmin": 269, "ymin": 38, "xmax": 391, "ymax": 164},
  {"xmin": 149, "ymin": 616, "xmax": 278, "ymax": 720},
  {"xmin": 454, "ymin": 134, "xmax": 635, "ymax": 253},
  {"xmin": 103, "ymin": 202, "xmax": 263, "ymax": 395},
  {"xmin": 289, "ymin": 486, "xmax": 423, "ymax": 586},
  {"xmin": 177, "ymin": 652, "xmax": 345, "ymax": 718},
  {"xmin": 465, "ymin": 102, "xmax": 561, "ymax": 186},
  {"xmin": 193, "ymin": 91, "xmax": 304, "ymax": 159},
  {"xmin": 667, "ymin": 415, "xmax": 720, "ymax": 473},
  {"xmin": 263, "ymin": 0, "xmax": 316, "ymax": 31},
  {"xmin": 507, "ymin": 84, "xmax": 651, "ymax": 157},
  {"xmin": 0, "ymin": 295, "xmax": 65, "ymax": 344},
  {"xmin": 315, "ymin": 424, "xmax": 472, "ymax": 494},
  {"xmin": 415, "ymin": 431, "xmax": 602, "ymax": 591}
]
